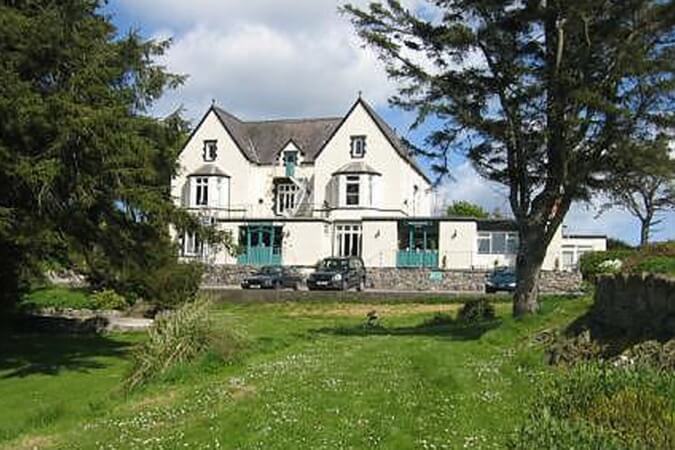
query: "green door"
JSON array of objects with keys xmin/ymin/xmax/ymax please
[{"xmin": 238, "ymin": 225, "xmax": 282, "ymax": 265}]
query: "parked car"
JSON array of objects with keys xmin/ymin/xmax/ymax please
[
  {"xmin": 485, "ymin": 268, "xmax": 517, "ymax": 293},
  {"xmin": 241, "ymin": 265, "xmax": 304, "ymax": 290},
  {"xmin": 307, "ymin": 256, "xmax": 366, "ymax": 291}
]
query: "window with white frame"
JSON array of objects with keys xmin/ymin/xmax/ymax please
[
  {"xmin": 350, "ymin": 135, "xmax": 366, "ymax": 158},
  {"xmin": 335, "ymin": 223, "xmax": 362, "ymax": 256},
  {"xmin": 203, "ymin": 140, "xmax": 217, "ymax": 161},
  {"xmin": 194, "ymin": 177, "xmax": 209, "ymax": 206},
  {"xmin": 345, "ymin": 175, "xmax": 360, "ymax": 206},
  {"xmin": 477, "ymin": 232, "xmax": 519, "ymax": 254},
  {"xmin": 478, "ymin": 233, "xmax": 491, "ymax": 254},
  {"xmin": 183, "ymin": 231, "xmax": 203, "ymax": 256},
  {"xmin": 276, "ymin": 183, "xmax": 298, "ymax": 214}
]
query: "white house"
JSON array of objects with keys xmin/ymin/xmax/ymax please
[{"xmin": 172, "ymin": 97, "xmax": 605, "ymax": 271}]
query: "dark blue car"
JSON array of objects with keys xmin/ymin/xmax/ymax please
[{"xmin": 485, "ymin": 268, "xmax": 517, "ymax": 293}]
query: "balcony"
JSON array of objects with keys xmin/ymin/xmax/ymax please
[{"xmin": 396, "ymin": 249, "xmax": 439, "ymax": 268}]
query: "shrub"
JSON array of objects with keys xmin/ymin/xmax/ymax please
[
  {"xmin": 457, "ymin": 298, "xmax": 495, "ymax": 323},
  {"xmin": 511, "ymin": 363, "xmax": 675, "ymax": 449},
  {"xmin": 547, "ymin": 331, "xmax": 604, "ymax": 367},
  {"xmin": 91, "ymin": 289, "xmax": 128, "ymax": 310},
  {"xmin": 421, "ymin": 312, "xmax": 454, "ymax": 327},
  {"xmin": 629, "ymin": 255, "xmax": 675, "ymax": 276},
  {"xmin": 141, "ymin": 261, "xmax": 204, "ymax": 309},
  {"xmin": 123, "ymin": 297, "xmax": 243, "ymax": 391},
  {"xmin": 578, "ymin": 250, "xmax": 634, "ymax": 281}
]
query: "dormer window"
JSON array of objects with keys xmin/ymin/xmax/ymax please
[
  {"xmin": 283, "ymin": 151, "xmax": 298, "ymax": 177},
  {"xmin": 350, "ymin": 135, "xmax": 366, "ymax": 158},
  {"xmin": 203, "ymin": 140, "xmax": 217, "ymax": 161}
]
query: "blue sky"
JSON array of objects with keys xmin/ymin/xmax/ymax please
[{"xmin": 106, "ymin": 0, "xmax": 673, "ymax": 245}]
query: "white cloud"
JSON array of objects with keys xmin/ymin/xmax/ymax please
[{"xmin": 116, "ymin": 0, "xmax": 405, "ymax": 120}]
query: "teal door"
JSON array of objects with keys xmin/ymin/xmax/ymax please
[
  {"xmin": 238, "ymin": 225, "xmax": 282, "ymax": 265},
  {"xmin": 284, "ymin": 151, "xmax": 297, "ymax": 178}
]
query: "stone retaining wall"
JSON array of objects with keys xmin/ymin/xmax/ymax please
[
  {"xmin": 203, "ymin": 265, "xmax": 582, "ymax": 294},
  {"xmin": 594, "ymin": 273, "xmax": 675, "ymax": 337}
]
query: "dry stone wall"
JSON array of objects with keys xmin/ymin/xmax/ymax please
[
  {"xmin": 203, "ymin": 265, "xmax": 582, "ymax": 294},
  {"xmin": 594, "ymin": 273, "xmax": 675, "ymax": 337}
]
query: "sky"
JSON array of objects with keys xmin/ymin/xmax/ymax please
[{"xmin": 106, "ymin": 0, "xmax": 673, "ymax": 245}]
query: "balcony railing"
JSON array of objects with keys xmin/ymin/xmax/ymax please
[
  {"xmin": 237, "ymin": 247, "xmax": 282, "ymax": 266},
  {"xmin": 396, "ymin": 249, "xmax": 439, "ymax": 268}
]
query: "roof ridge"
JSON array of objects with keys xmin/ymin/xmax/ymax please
[{"xmin": 243, "ymin": 116, "xmax": 343, "ymax": 125}]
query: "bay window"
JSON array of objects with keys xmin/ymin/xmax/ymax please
[
  {"xmin": 346, "ymin": 175, "xmax": 360, "ymax": 206},
  {"xmin": 195, "ymin": 177, "xmax": 208, "ymax": 206}
]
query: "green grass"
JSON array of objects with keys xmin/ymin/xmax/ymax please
[
  {"xmin": 21, "ymin": 286, "xmax": 95, "ymax": 310},
  {"xmin": 0, "ymin": 295, "xmax": 592, "ymax": 449}
]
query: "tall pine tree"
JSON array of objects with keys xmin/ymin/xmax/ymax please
[
  {"xmin": 343, "ymin": 0, "xmax": 675, "ymax": 315},
  {"xmin": 0, "ymin": 1, "xmax": 217, "ymax": 308}
]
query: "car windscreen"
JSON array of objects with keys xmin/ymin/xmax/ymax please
[
  {"xmin": 259, "ymin": 266, "xmax": 282, "ymax": 275},
  {"xmin": 491, "ymin": 272, "xmax": 515, "ymax": 282},
  {"xmin": 320, "ymin": 259, "xmax": 348, "ymax": 270}
]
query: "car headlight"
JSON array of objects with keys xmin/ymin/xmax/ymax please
[
  {"xmin": 485, "ymin": 281, "xmax": 493, "ymax": 286},
  {"xmin": 508, "ymin": 282, "xmax": 516, "ymax": 287},
  {"xmin": 332, "ymin": 274, "xmax": 342, "ymax": 281}
]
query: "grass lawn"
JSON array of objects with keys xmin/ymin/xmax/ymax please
[{"xmin": 0, "ymin": 295, "xmax": 591, "ymax": 449}]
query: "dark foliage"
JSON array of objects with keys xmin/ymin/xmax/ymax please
[
  {"xmin": 457, "ymin": 298, "xmax": 496, "ymax": 323},
  {"xmin": 342, "ymin": 0, "xmax": 675, "ymax": 315}
]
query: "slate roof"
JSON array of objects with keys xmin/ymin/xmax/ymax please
[
  {"xmin": 332, "ymin": 161, "xmax": 382, "ymax": 175},
  {"xmin": 476, "ymin": 219, "xmax": 518, "ymax": 231},
  {"xmin": 213, "ymin": 107, "xmax": 341, "ymax": 163},
  {"xmin": 209, "ymin": 98, "xmax": 431, "ymax": 183},
  {"xmin": 189, "ymin": 164, "xmax": 230, "ymax": 177}
]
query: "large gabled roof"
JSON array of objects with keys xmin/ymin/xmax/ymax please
[
  {"xmin": 195, "ymin": 97, "xmax": 430, "ymax": 184},
  {"xmin": 213, "ymin": 107, "xmax": 341, "ymax": 163}
]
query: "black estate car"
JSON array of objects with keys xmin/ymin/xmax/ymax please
[
  {"xmin": 307, "ymin": 256, "xmax": 366, "ymax": 291},
  {"xmin": 241, "ymin": 266, "xmax": 303, "ymax": 290},
  {"xmin": 485, "ymin": 268, "xmax": 517, "ymax": 293}
]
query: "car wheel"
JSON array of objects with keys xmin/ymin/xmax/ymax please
[
  {"xmin": 485, "ymin": 286, "xmax": 494, "ymax": 294},
  {"xmin": 357, "ymin": 278, "xmax": 365, "ymax": 292}
]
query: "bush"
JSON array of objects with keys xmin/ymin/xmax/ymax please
[
  {"xmin": 457, "ymin": 298, "xmax": 495, "ymax": 323},
  {"xmin": 578, "ymin": 250, "xmax": 634, "ymax": 281},
  {"xmin": 91, "ymin": 289, "xmax": 128, "ymax": 310},
  {"xmin": 629, "ymin": 255, "xmax": 675, "ymax": 276},
  {"xmin": 141, "ymin": 261, "xmax": 204, "ymax": 309},
  {"xmin": 123, "ymin": 297, "xmax": 243, "ymax": 391},
  {"xmin": 22, "ymin": 286, "xmax": 95, "ymax": 310},
  {"xmin": 511, "ymin": 363, "xmax": 675, "ymax": 449}
]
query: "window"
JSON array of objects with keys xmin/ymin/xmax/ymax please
[
  {"xmin": 346, "ymin": 175, "xmax": 360, "ymax": 206},
  {"xmin": 562, "ymin": 249, "xmax": 575, "ymax": 271},
  {"xmin": 335, "ymin": 224, "xmax": 362, "ymax": 256},
  {"xmin": 492, "ymin": 232, "xmax": 507, "ymax": 253},
  {"xmin": 398, "ymin": 221, "xmax": 439, "ymax": 251},
  {"xmin": 195, "ymin": 177, "xmax": 209, "ymax": 206},
  {"xmin": 183, "ymin": 232, "xmax": 203, "ymax": 256},
  {"xmin": 477, "ymin": 232, "xmax": 519, "ymax": 254},
  {"xmin": 277, "ymin": 183, "xmax": 298, "ymax": 214},
  {"xmin": 478, "ymin": 233, "xmax": 491, "ymax": 254},
  {"xmin": 203, "ymin": 140, "xmax": 217, "ymax": 161},
  {"xmin": 506, "ymin": 234, "xmax": 519, "ymax": 254},
  {"xmin": 350, "ymin": 135, "xmax": 366, "ymax": 158}
]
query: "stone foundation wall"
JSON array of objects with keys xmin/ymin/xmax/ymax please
[
  {"xmin": 594, "ymin": 274, "xmax": 675, "ymax": 336},
  {"xmin": 203, "ymin": 264, "xmax": 582, "ymax": 294}
]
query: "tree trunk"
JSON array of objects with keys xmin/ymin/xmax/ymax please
[
  {"xmin": 639, "ymin": 216, "xmax": 651, "ymax": 247},
  {"xmin": 513, "ymin": 229, "xmax": 548, "ymax": 317}
]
